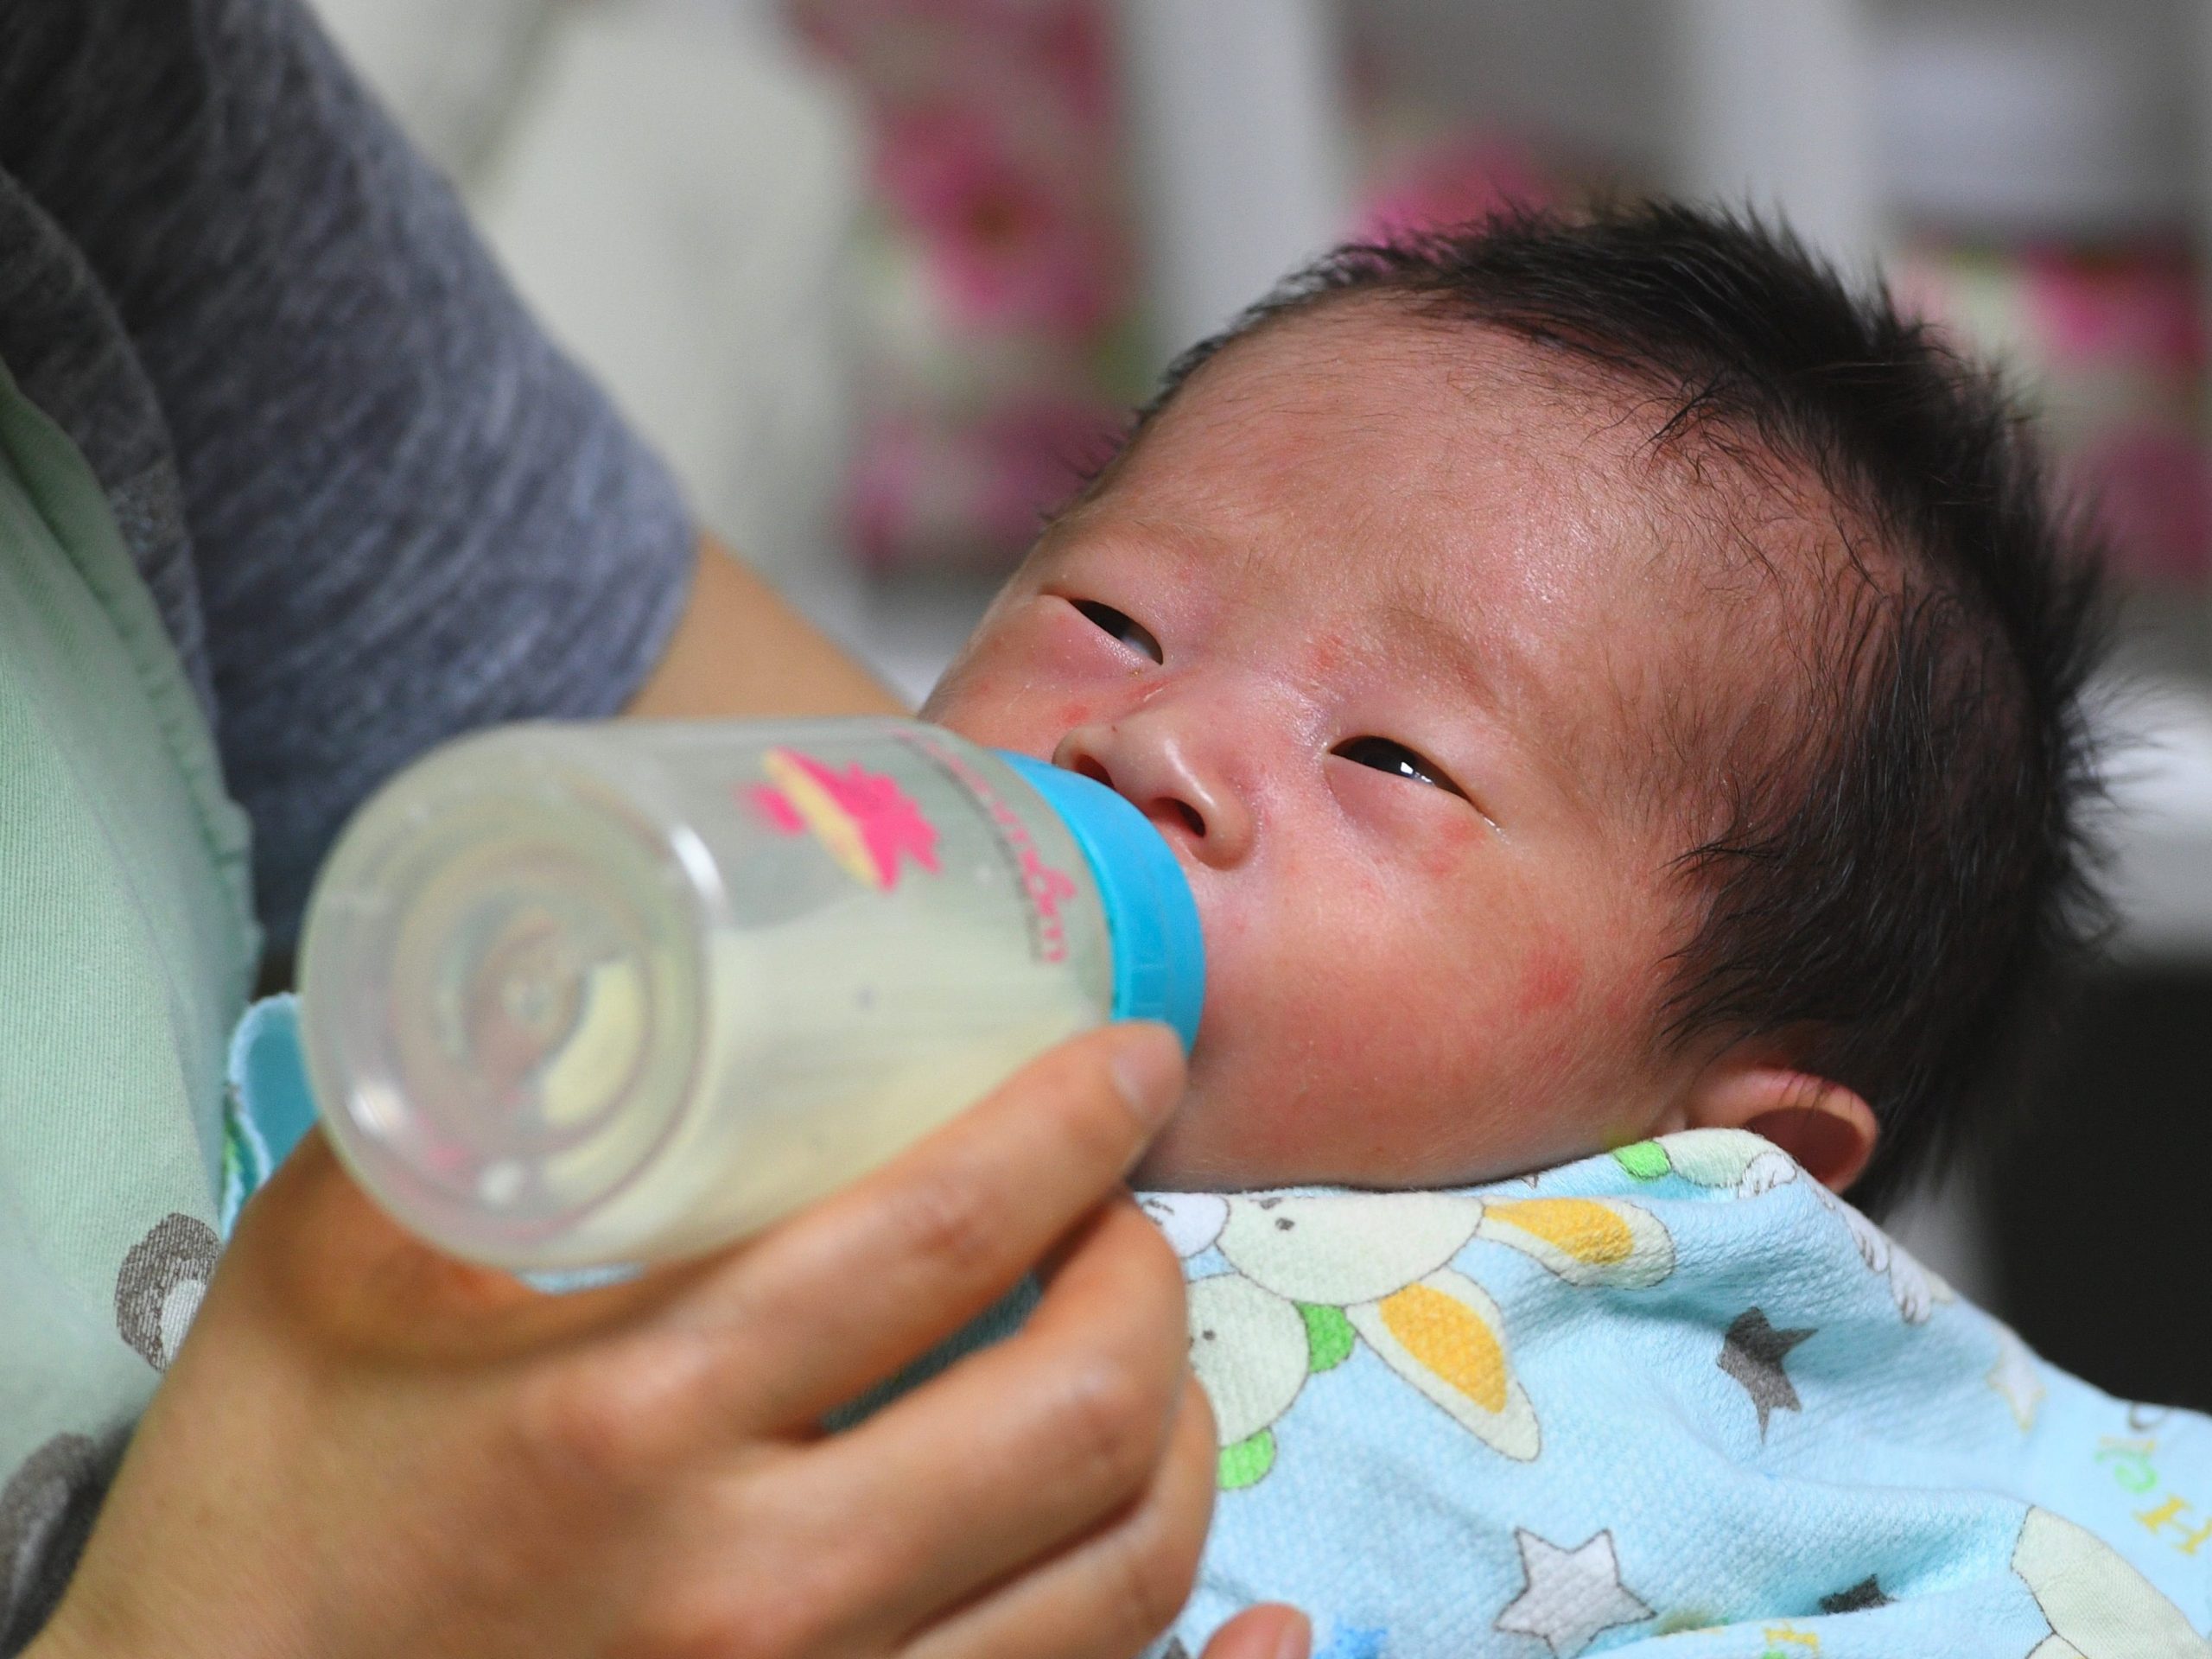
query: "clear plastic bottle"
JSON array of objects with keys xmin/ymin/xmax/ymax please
[{"xmin": 297, "ymin": 717, "xmax": 1204, "ymax": 1270}]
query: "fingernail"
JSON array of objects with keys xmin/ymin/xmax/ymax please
[
  {"xmin": 1272, "ymin": 1610, "xmax": 1313, "ymax": 1659},
  {"xmin": 1109, "ymin": 1022, "xmax": 1185, "ymax": 1129}
]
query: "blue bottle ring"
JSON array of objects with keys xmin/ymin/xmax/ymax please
[{"xmin": 995, "ymin": 753, "xmax": 1205, "ymax": 1051}]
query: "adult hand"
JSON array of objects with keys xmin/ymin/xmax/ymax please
[{"xmin": 31, "ymin": 1023, "xmax": 1304, "ymax": 1659}]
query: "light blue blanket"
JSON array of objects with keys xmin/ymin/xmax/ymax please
[{"xmin": 1140, "ymin": 1128, "xmax": 2212, "ymax": 1659}]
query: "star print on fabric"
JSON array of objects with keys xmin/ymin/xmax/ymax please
[
  {"xmin": 1987, "ymin": 1331, "xmax": 2044, "ymax": 1432},
  {"xmin": 1819, "ymin": 1576, "xmax": 1892, "ymax": 1614},
  {"xmin": 1493, "ymin": 1528, "xmax": 1652, "ymax": 1657},
  {"xmin": 1717, "ymin": 1308, "xmax": 1815, "ymax": 1438}
]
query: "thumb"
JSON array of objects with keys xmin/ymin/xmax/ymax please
[{"xmin": 1199, "ymin": 1605, "xmax": 1311, "ymax": 1659}]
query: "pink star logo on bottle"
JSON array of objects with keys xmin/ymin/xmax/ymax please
[{"xmin": 747, "ymin": 748, "xmax": 943, "ymax": 891}]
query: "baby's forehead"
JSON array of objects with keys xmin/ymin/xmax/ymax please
[
  {"xmin": 1129, "ymin": 307, "xmax": 1829, "ymax": 621},
  {"xmin": 1088, "ymin": 302, "xmax": 1859, "ymax": 810},
  {"xmin": 1124, "ymin": 302, "xmax": 1843, "ymax": 577},
  {"xmin": 1131, "ymin": 304, "xmax": 1630, "ymax": 499}
]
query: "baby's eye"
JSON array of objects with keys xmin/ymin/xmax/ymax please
[
  {"xmin": 1071, "ymin": 600, "xmax": 1164, "ymax": 664},
  {"xmin": 1332, "ymin": 737, "xmax": 1467, "ymax": 799}
]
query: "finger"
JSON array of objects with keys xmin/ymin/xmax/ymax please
[
  {"xmin": 639, "ymin": 1021, "xmax": 1186, "ymax": 1430},
  {"xmin": 899, "ymin": 1373, "xmax": 1219, "ymax": 1659},
  {"xmin": 1201, "ymin": 1606, "xmax": 1311, "ymax": 1659},
  {"xmin": 756, "ymin": 1200, "xmax": 1189, "ymax": 1632},
  {"xmin": 233, "ymin": 1133, "xmax": 546, "ymax": 1341}
]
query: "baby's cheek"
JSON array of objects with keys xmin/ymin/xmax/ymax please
[
  {"xmin": 927, "ymin": 645, "xmax": 1107, "ymax": 759},
  {"xmin": 1177, "ymin": 936, "xmax": 1394, "ymax": 1172},
  {"xmin": 1420, "ymin": 812, "xmax": 1484, "ymax": 882},
  {"xmin": 927, "ymin": 675, "xmax": 1035, "ymax": 751},
  {"xmin": 1513, "ymin": 942, "xmax": 1584, "ymax": 1019},
  {"xmin": 918, "ymin": 669, "xmax": 983, "ymax": 727},
  {"xmin": 1273, "ymin": 954, "xmax": 1505, "ymax": 1166}
]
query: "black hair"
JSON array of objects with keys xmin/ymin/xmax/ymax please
[{"xmin": 1121, "ymin": 201, "xmax": 2109, "ymax": 1214}]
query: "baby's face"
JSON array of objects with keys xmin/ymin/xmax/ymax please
[{"xmin": 925, "ymin": 307, "xmax": 1731, "ymax": 1190}]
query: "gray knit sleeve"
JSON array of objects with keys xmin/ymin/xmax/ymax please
[{"xmin": 0, "ymin": 0, "xmax": 695, "ymax": 949}]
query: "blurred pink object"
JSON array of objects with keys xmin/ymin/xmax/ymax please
[
  {"xmin": 876, "ymin": 103, "xmax": 1121, "ymax": 334},
  {"xmin": 847, "ymin": 397, "xmax": 1122, "ymax": 572},
  {"xmin": 2079, "ymin": 429, "xmax": 2212, "ymax": 587},
  {"xmin": 791, "ymin": 0, "xmax": 1139, "ymax": 572},
  {"xmin": 1360, "ymin": 135, "xmax": 1553, "ymax": 240},
  {"xmin": 2021, "ymin": 245, "xmax": 2202, "ymax": 372},
  {"xmin": 1900, "ymin": 238, "xmax": 2212, "ymax": 587}
]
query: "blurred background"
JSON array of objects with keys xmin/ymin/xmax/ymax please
[{"xmin": 310, "ymin": 0, "xmax": 2212, "ymax": 1404}]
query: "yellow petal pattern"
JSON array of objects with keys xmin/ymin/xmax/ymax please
[
  {"xmin": 1484, "ymin": 1199, "xmax": 1634, "ymax": 1264},
  {"xmin": 1378, "ymin": 1281, "xmax": 1509, "ymax": 1413},
  {"xmin": 1349, "ymin": 1268, "xmax": 1541, "ymax": 1461},
  {"xmin": 1478, "ymin": 1198, "xmax": 1675, "ymax": 1290}
]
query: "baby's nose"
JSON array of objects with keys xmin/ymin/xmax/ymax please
[{"xmin": 1052, "ymin": 721, "xmax": 1254, "ymax": 869}]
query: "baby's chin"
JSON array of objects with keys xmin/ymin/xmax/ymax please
[
  {"xmin": 1124, "ymin": 1065, "xmax": 1274, "ymax": 1192},
  {"xmin": 1127, "ymin": 1116, "xmax": 1228, "ymax": 1192},
  {"xmin": 1125, "ymin": 1058, "xmax": 1624, "ymax": 1195},
  {"xmin": 1125, "ymin": 1071, "xmax": 1358, "ymax": 1193},
  {"xmin": 1129, "ymin": 1116, "xmax": 1430, "ymax": 1194}
]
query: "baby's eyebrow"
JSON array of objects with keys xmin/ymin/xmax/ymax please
[
  {"xmin": 1365, "ymin": 587, "xmax": 1611, "ymax": 817},
  {"xmin": 1035, "ymin": 509, "xmax": 1226, "ymax": 575},
  {"xmin": 1367, "ymin": 591, "xmax": 1513, "ymax": 711}
]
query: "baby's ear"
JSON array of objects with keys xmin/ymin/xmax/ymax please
[{"xmin": 1682, "ymin": 1060, "xmax": 1878, "ymax": 1193}]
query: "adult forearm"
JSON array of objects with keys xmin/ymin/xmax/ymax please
[{"xmin": 624, "ymin": 534, "xmax": 904, "ymax": 721}]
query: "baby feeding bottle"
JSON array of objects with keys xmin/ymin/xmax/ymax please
[{"xmin": 296, "ymin": 717, "xmax": 1204, "ymax": 1271}]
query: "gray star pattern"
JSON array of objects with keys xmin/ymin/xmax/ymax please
[
  {"xmin": 1717, "ymin": 1307, "xmax": 1815, "ymax": 1437},
  {"xmin": 1493, "ymin": 1528, "xmax": 1652, "ymax": 1657},
  {"xmin": 1820, "ymin": 1576, "xmax": 1892, "ymax": 1615}
]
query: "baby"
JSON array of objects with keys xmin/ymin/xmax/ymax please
[
  {"xmin": 926, "ymin": 205, "xmax": 2090, "ymax": 1212},
  {"xmin": 918, "ymin": 206, "xmax": 2212, "ymax": 1659}
]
